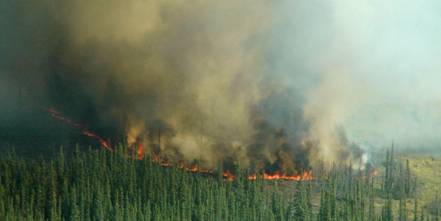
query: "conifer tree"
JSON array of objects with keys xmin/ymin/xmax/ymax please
[{"xmin": 414, "ymin": 198, "xmax": 418, "ymax": 221}]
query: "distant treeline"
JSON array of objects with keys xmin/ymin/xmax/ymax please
[{"xmin": 0, "ymin": 146, "xmax": 438, "ymax": 220}]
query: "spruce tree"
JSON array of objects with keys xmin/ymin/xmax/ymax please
[{"xmin": 414, "ymin": 198, "xmax": 418, "ymax": 221}]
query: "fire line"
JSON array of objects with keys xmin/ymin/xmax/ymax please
[
  {"xmin": 45, "ymin": 107, "xmax": 313, "ymax": 181},
  {"xmin": 45, "ymin": 108, "xmax": 112, "ymax": 150}
]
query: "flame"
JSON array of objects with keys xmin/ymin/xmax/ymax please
[
  {"xmin": 258, "ymin": 171, "xmax": 313, "ymax": 181},
  {"xmin": 82, "ymin": 130, "xmax": 111, "ymax": 150},
  {"xmin": 45, "ymin": 108, "xmax": 111, "ymax": 150},
  {"xmin": 45, "ymin": 107, "xmax": 313, "ymax": 181},
  {"xmin": 221, "ymin": 170, "xmax": 313, "ymax": 181},
  {"xmin": 137, "ymin": 143, "xmax": 144, "ymax": 160},
  {"xmin": 359, "ymin": 167, "xmax": 380, "ymax": 180},
  {"xmin": 149, "ymin": 154, "xmax": 313, "ymax": 181},
  {"xmin": 370, "ymin": 168, "xmax": 379, "ymax": 177},
  {"xmin": 223, "ymin": 171, "xmax": 236, "ymax": 181},
  {"xmin": 139, "ymin": 147, "xmax": 314, "ymax": 181},
  {"xmin": 247, "ymin": 171, "xmax": 310, "ymax": 181}
]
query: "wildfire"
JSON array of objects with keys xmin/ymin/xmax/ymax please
[
  {"xmin": 45, "ymin": 108, "xmax": 111, "ymax": 150},
  {"xmin": 152, "ymin": 156, "xmax": 312, "ymax": 182},
  {"xmin": 220, "ymin": 170, "xmax": 313, "ymax": 181},
  {"xmin": 45, "ymin": 107, "xmax": 313, "ymax": 182},
  {"xmin": 370, "ymin": 168, "xmax": 379, "ymax": 177},
  {"xmin": 82, "ymin": 130, "xmax": 111, "ymax": 150},
  {"xmin": 137, "ymin": 143, "xmax": 144, "ymax": 160},
  {"xmin": 248, "ymin": 170, "xmax": 313, "ymax": 181},
  {"xmin": 362, "ymin": 167, "xmax": 379, "ymax": 179},
  {"xmin": 223, "ymin": 171, "xmax": 236, "ymax": 181}
]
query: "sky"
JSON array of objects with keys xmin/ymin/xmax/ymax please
[{"xmin": 270, "ymin": 0, "xmax": 441, "ymax": 150}]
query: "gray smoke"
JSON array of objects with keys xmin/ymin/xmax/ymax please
[{"xmin": 6, "ymin": 0, "xmax": 439, "ymax": 171}]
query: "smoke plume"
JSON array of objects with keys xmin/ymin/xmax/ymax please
[{"xmin": 10, "ymin": 0, "xmax": 441, "ymax": 171}]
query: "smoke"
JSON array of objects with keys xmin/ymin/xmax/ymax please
[
  {"xmin": 265, "ymin": 0, "xmax": 441, "ymax": 153},
  {"xmin": 7, "ymin": 0, "xmax": 441, "ymax": 171},
  {"xmin": 1, "ymin": 0, "xmax": 273, "ymax": 166}
]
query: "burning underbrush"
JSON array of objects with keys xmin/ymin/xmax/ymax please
[
  {"xmin": 149, "ymin": 154, "xmax": 314, "ymax": 182},
  {"xmin": 45, "ymin": 107, "xmax": 316, "ymax": 182},
  {"xmin": 42, "ymin": 107, "xmax": 375, "ymax": 183}
]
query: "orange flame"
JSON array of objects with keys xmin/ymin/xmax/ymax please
[
  {"xmin": 149, "ymin": 154, "xmax": 313, "ymax": 181},
  {"xmin": 361, "ymin": 168, "xmax": 379, "ymax": 179},
  {"xmin": 223, "ymin": 171, "xmax": 236, "ymax": 181},
  {"xmin": 221, "ymin": 170, "xmax": 312, "ymax": 182},
  {"xmin": 46, "ymin": 108, "xmax": 111, "ymax": 150},
  {"xmin": 251, "ymin": 171, "xmax": 313, "ymax": 181},
  {"xmin": 46, "ymin": 107, "xmax": 313, "ymax": 181},
  {"xmin": 82, "ymin": 130, "xmax": 111, "ymax": 150},
  {"xmin": 137, "ymin": 143, "xmax": 144, "ymax": 160},
  {"xmin": 185, "ymin": 164, "xmax": 199, "ymax": 172},
  {"xmin": 370, "ymin": 168, "xmax": 379, "ymax": 177}
]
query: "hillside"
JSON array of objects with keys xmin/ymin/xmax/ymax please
[{"xmin": 0, "ymin": 146, "xmax": 440, "ymax": 221}]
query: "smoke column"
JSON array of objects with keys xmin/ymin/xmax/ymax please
[
  {"xmin": 270, "ymin": 0, "xmax": 441, "ymax": 152},
  {"xmin": 2, "ymin": 0, "xmax": 439, "ymax": 170}
]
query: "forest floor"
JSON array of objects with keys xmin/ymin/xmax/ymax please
[{"xmin": 403, "ymin": 155, "xmax": 441, "ymax": 210}]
